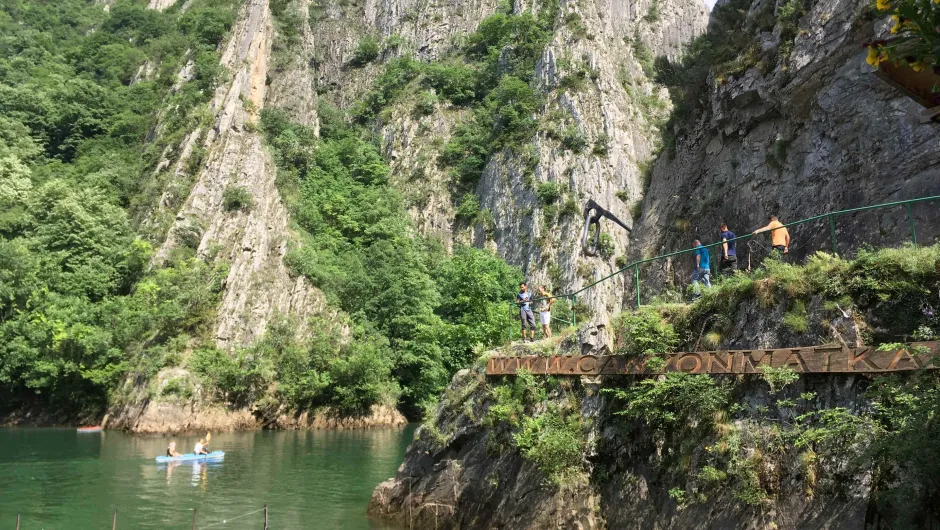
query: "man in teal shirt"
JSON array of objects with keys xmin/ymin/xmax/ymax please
[{"xmin": 691, "ymin": 238, "xmax": 711, "ymax": 298}]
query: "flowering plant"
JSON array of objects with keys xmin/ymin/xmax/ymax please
[{"xmin": 867, "ymin": 0, "xmax": 940, "ymax": 72}]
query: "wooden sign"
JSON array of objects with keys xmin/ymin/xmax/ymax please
[{"xmin": 485, "ymin": 342, "xmax": 940, "ymax": 376}]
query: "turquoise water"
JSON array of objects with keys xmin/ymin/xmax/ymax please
[{"xmin": 0, "ymin": 426, "xmax": 415, "ymax": 529}]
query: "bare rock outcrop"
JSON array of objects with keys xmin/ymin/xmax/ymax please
[
  {"xmin": 147, "ymin": 0, "xmax": 178, "ymax": 11},
  {"xmin": 267, "ymin": 0, "xmax": 320, "ymax": 129},
  {"xmin": 155, "ymin": 0, "xmax": 327, "ymax": 349},
  {"xmin": 369, "ymin": 320, "xmax": 874, "ymax": 529},
  {"xmin": 631, "ymin": 0, "xmax": 940, "ymax": 290}
]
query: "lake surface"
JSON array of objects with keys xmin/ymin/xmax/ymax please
[{"xmin": 0, "ymin": 425, "xmax": 415, "ymax": 529}]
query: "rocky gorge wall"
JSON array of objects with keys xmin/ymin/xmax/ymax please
[
  {"xmin": 308, "ymin": 0, "xmax": 708, "ymax": 323},
  {"xmin": 630, "ymin": 0, "xmax": 940, "ymax": 291},
  {"xmin": 368, "ymin": 239, "xmax": 940, "ymax": 528},
  {"xmin": 368, "ymin": 330, "xmax": 878, "ymax": 529}
]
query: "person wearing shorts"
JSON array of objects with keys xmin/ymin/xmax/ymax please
[
  {"xmin": 536, "ymin": 285, "xmax": 555, "ymax": 339},
  {"xmin": 516, "ymin": 282, "xmax": 536, "ymax": 342}
]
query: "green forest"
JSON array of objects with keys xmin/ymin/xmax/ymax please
[
  {"xmin": 0, "ymin": 0, "xmax": 240, "ymax": 416},
  {"xmin": 0, "ymin": 0, "xmax": 524, "ymax": 421}
]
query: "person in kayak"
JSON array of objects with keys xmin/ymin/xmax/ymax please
[
  {"xmin": 194, "ymin": 439, "xmax": 209, "ymax": 455},
  {"xmin": 166, "ymin": 441, "xmax": 181, "ymax": 458}
]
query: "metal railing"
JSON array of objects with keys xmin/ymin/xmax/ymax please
[{"xmin": 508, "ymin": 195, "xmax": 939, "ymax": 341}]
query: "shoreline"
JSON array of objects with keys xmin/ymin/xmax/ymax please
[{"xmin": 2, "ymin": 403, "xmax": 410, "ymax": 434}]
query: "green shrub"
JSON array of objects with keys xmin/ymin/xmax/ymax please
[
  {"xmin": 189, "ymin": 346, "xmax": 266, "ymax": 406},
  {"xmin": 535, "ymin": 182, "xmax": 561, "ymax": 204},
  {"xmin": 422, "ymin": 62, "xmax": 479, "ymax": 105},
  {"xmin": 222, "ymin": 185, "xmax": 253, "ymax": 211},
  {"xmin": 614, "ymin": 306, "xmax": 679, "ymax": 358},
  {"xmin": 597, "ymin": 232, "xmax": 615, "ymax": 258},
  {"xmin": 782, "ymin": 300, "xmax": 808, "ymax": 333},
  {"xmin": 514, "ymin": 406, "xmax": 584, "ymax": 484},
  {"xmin": 760, "ymin": 366, "xmax": 800, "ymax": 394},
  {"xmin": 560, "ymin": 197, "xmax": 580, "ymax": 218},
  {"xmin": 349, "ymin": 36, "xmax": 380, "ymax": 67},
  {"xmin": 644, "ymin": 0, "xmax": 660, "ymax": 23},
  {"xmin": 454, "ymin": 193, "xmax": 481, "ymax": 225},
  {"xmin": 413, "ymin": 90, "xmax": 438, "ymax": 116},
  {"xmin": 603, "ymin": 373, "xmax": 730, "ymax": 435},
  {"xmin": 563, "ymin": 12, "xmax": 587, "ymax": 39},
  {"xmin": 560, "ymin": 125, "xmax": 587, "ymax": 153},
  {"xmin": 630, "ymin": 36, "xmax": 656, "ymax": 78},
  {"xmin": 592, "ymin": 133, "xmax": 610, "ymax": 155},
  {"xmin": 558, "ymin": 71, "xmax": 587, "ymax": 92}
]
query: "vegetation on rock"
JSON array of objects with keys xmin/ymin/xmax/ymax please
[
  {"xmin": 0, "ymin": 0, "xmax": 238, "ymax": 417},
  {"xmin": 259, "ymin": 106, "xmax": 523, "ymax": 417}
]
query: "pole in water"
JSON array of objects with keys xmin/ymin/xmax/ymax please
[
  {"xmin": 192, "ymin": 508, "xmax": 197, "ymax": 530},
  {"xmin": 264, "ymin": 504, "xmax": 269, "ymax": 530},
  {"xmin": 16, "ymin": 514, "xmax": 20, "ymax": 530},
  {"xmin": 112, "ymin": 509, "xmax": 117, "ymax": 530}
]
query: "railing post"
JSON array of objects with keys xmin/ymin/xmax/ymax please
[
  {"xmin": 906, "ymin": 202, "xmax": 917, "ymax": 246},
  {"xmin": 634, "ymin": 264, "xmax": 640, "ymax": 307},
  {"xmin": 508, "ymin": 303, "xmax": 513, "ymax": 343},
  {"xmin": 828, "ymin": 214, "xmax": 838, "ymax": 255},
  {"xmin": 571, "ymin": 295, "xmax": 577, "ymax": 329}
]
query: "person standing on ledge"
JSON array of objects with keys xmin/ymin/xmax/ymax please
[
  {"xmin": 516, "ymin": 282, "xmax": 536, "ymax": 342},
  {"xmin": 754, "ymin": 215, "xmax": 790, "ymax": 255},
  {"xmin": 718, "ymin": 223, "xmax": 737, "ymax": 276},
  {"xmin": 691, "ymin": 238, "xmax": 711, "ymax": 299},
  {"xmin": 536, "ymin": 285, "xmax": 556, "ymax": 339}
]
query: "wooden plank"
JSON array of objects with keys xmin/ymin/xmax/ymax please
[{"xmin": 485, "ymin": 342, "xmax": 940, "ymax": 376}]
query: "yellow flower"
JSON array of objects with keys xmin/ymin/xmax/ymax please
[
  {"xmin": 891, "ymin": 14, "xmax": 901, "ymax": 34},
  {"xmin": 866, "ymin": 45, "xmax": 887, "ymax": 67},
  {"xmin": 876, "ymin": 0, "xmax": 890, "ymax": 9},
  {"xmin": 911, "ymin": 60, "xmax": 925, "ymax": 72}
]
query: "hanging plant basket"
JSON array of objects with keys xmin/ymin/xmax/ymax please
[{"xmin": 874, "ymin": 59, "xmax": 940, "ymax": 118}]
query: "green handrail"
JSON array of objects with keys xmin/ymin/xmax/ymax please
[{"xmin": 508, "ymin": 195, "xmax": 938, "ymax": 340}]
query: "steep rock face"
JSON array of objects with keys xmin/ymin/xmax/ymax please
[
  {"xmin": 631, "ymin": 0, "xmax": 940, "ymax": 291},
  {"xmin": 147, "ymin": 0, "xmax": 178, "ymax": 11},
  {"xmin": 311, "ymin": 0, "xmax": 503, "ymax": 105},
  {"xmin": 268, "ymin": 0, "xmax": 321, "ymax": 129},
  {"xmin": 474, "ymin": 0, "xmax": 707, "ymax": 326},
  {"xmin": 154, "ymin": 0, "xmax": 326, "ymax": 349},
  {"xmin": 313, "ymin": 0, "xmax": 707, "ymax": 324},
  {"xmin": 369, "ymin": 320, "xmax": 874, "ymax": 529}
]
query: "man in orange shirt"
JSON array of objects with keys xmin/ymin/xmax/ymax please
[{"xmin": 753, "ymin": 215, "xmax": 790, "ymax": 254}]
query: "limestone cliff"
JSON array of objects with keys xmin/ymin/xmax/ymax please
[
  {"xmin": 152, "ymin": 0, "xmax": 326, "ymax": 349},
  {"xmin": 110, "ymin": 0, "xmax": 380, "ymax": 432},
  {"xmin": 631, "ymin": 0, "xmax": 940, "ymax": 291},
  {"xmin": 307, "ymin": 0, "xmax": 708, "ymax": 324},
  {"xmin": 368, "ymin": 241, "xmax": 940, "ymax": 528},
  {"xmin": 368, "ymin": 329, "xmax": 877, "ymax": 529}
]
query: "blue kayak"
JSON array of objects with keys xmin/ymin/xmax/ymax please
[{"xmin": 155, "ymin": 451, "xmax": 225, "ymax": 464}]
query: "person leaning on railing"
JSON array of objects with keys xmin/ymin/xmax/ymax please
[{"xmin": 754, "ymin": 215, "xmax": 790, "ymax": 254}]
